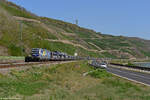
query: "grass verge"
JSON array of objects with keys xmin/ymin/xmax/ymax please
[
  {"xmin": 0, "ymin": 61, "xmax": 150, "ymax": 100},
  {"xmin": 0, "ymin": 56, "xmax": 24, "ymax": 60}
]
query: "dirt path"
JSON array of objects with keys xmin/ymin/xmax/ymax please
[
  {"xmin": 88, "ymin": 42, "xmax": 102, "ymax": 50},
  {"xmin": 13, "ymin": 16, "xmax": 41, "ymax": 23},
  {"xmin": 45, "ymin": 39, "xmax": 111, "ymax": 53},
  {"xmin": 13, "ymin": 16, "xmax": 120, "ymax": 53},
  {"xmin": 13, "ymin": 16, "xmax": 63, "ymax": 39}
]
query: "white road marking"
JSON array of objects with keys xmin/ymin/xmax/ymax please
[
  {"xmin": 110, "ymin": 65, "xmax": 150, "ymax": 74},
  {"xmin": 109, "ymin": 68, "xmax": 150, "ymax": 80},
  {"xmin": 108, "ymin": 71, "xmax": 150, "ymax": 87}
]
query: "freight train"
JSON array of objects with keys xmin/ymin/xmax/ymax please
[{"xmin": 25, "ymin": 48, "xmax": 83, "ymax": 62}]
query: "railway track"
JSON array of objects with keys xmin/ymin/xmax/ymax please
[
  {"xmin": 0, "ymin": 61, "xmax": 62, "ymax": 69},
  {"xmin": 0, "ymin": 60, "xmax": 24, "ymax": 64}
]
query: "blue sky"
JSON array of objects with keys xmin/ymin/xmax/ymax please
[{"xmin": 8, "ymin": 0, "xmax": 150, "ymax": 40}]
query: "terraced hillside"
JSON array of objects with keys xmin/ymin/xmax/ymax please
[{"xmin": 0, "ymin": 0, "xmax": 150, "ymax": 58}]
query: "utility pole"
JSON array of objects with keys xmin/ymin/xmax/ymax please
[
  {"xmin": 20, "ymin": 22, "xmax": 22, "ymax": 41},
  {"xmin": 19, "ymin": 21, "xmax": 23, "ymax": 56}
]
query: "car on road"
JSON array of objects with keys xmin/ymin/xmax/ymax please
[
  {"xmin": 91, "ymin": 60, "xmax": 107, "ymax": 69},
  {"xmin": 100, "ymin": 63, "xmax": 107, "ymax": 68}
]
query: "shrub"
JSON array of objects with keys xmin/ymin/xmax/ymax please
[
  {"xmin": 89, "ymin": 69, "xmax": 112, "ymax": 78},
  {"xmin": 8, "ymin": 44, "xmax": 22, "ymax": 56}
]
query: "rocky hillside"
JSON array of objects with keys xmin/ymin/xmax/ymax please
[{"xmin": 0, "ymin": 0, "xmax": 150, "ymax": 58}]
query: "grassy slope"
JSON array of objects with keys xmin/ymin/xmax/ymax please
[
  {"xmin": 0, "ymin": 0, "xmax": 103, "ymax": 57},
  {"xmin": 0, "ymin": 61, "xmax": 150, "ymax": 100},
  {"xmin": 0, "ymin": 0, "xmax": 150, "ymax": 58}
]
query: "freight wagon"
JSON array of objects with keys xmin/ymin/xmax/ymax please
[{"xmin": 25, "ymin": 48, "xmax": 77, "ymax": 62}]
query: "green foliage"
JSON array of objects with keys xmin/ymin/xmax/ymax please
[
  {"xmin": 0, "ymin": 61, "xmax": 90, "ymax": 97},
  {"xmin": 129, "ymin": 39, "xmax": 145, "ymax": 47},
  {"xmin": 0, "ymin": 7, "xmax": 102, "ymax": 57},
  {"xmin": 77, "ymin": 47, "xmax": 104, "ymax": 57},
  {"xmin": 40, "ymin": 17, "xmax": 98, "ymax": 38},
  {"xmin": 102, "ymin": 78, "xmax": 141, "ymax": 93},
  {"xmin": 0, "ymin": 61, "xmax": 150, "ymax": 99},
  {"xmin": 0, "ymin": 56, "xmax": 24, "ymax": 60},
  {"xmin": 141, "ymin": 50, "xmax": 150, "ymax": 57},
  {"xmin": 102, "ymin": 52, "xmax": 117, "ymax": 58},
  {"xmin": 86, "ymin": 37, "xmax": 131, "ymax": 50},
  {"xmin": 0, "ymin": 1, "xmax": 37, "ymax": 19},
  {"xmin": 89, "ymin": 69, "xmax": 112, "ymax": 78},
  {"xmin": 8, "ymin": 44, "xmax": 22, "ymax": 56},
  {"xmin": 127, "ymin": 61, "xmax": 136, "ymax": 66},
  {"xmin": 0, "ymin": 77, "xmax": 47, "ymax": 96},
  {"xmin": 22, "ymin": 21, "xmax": 58, "ymax": 39},
  {"xmin": 120, "ymin": 48, "xmax": 137, "ymax": 56},
  {"xmin": 0, "ymin": 0, "xmax": 150, "ymax": 58}
]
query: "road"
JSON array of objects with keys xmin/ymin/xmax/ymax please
[{"xmin": 107, "ymin": 65, "xmax": 150, "ymax": 86}]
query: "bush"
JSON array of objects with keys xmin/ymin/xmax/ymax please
[
  {"xmin": 0, "ymin": 1, "xmax": 36, "ymax": 19},
  {"xmin": 89, "ymin": 69, "xmax": 112, "ymax": 78},
  {"xmin": 8, "ymin": 44, "xmax": 22, "ymax": 56},
  {"xmin": 127, "ymin": 61, "xmax": 136, "ymax": 67}
]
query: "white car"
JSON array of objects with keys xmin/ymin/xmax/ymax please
[{"xmin": 100, "ymin": 63, "xmax": 107, "ymax": 68}]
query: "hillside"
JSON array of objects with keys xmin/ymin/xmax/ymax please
[{"xmin": 0, "ymin": 0, "xmax": 150, "ymax": 58}]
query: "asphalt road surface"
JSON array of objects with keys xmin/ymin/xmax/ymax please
[{"xmin": 107, "ymin": 65, "xmax": 150, "ymax": 86}]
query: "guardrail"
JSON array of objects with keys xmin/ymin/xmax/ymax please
[{"xmin": 110, "ymin": 63, "xmax": 150, "ymax": 71}]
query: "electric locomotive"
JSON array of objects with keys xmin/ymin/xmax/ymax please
[{"xmin": 25, "ymin": 48, "xmax": 75, "ymax": 62}]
